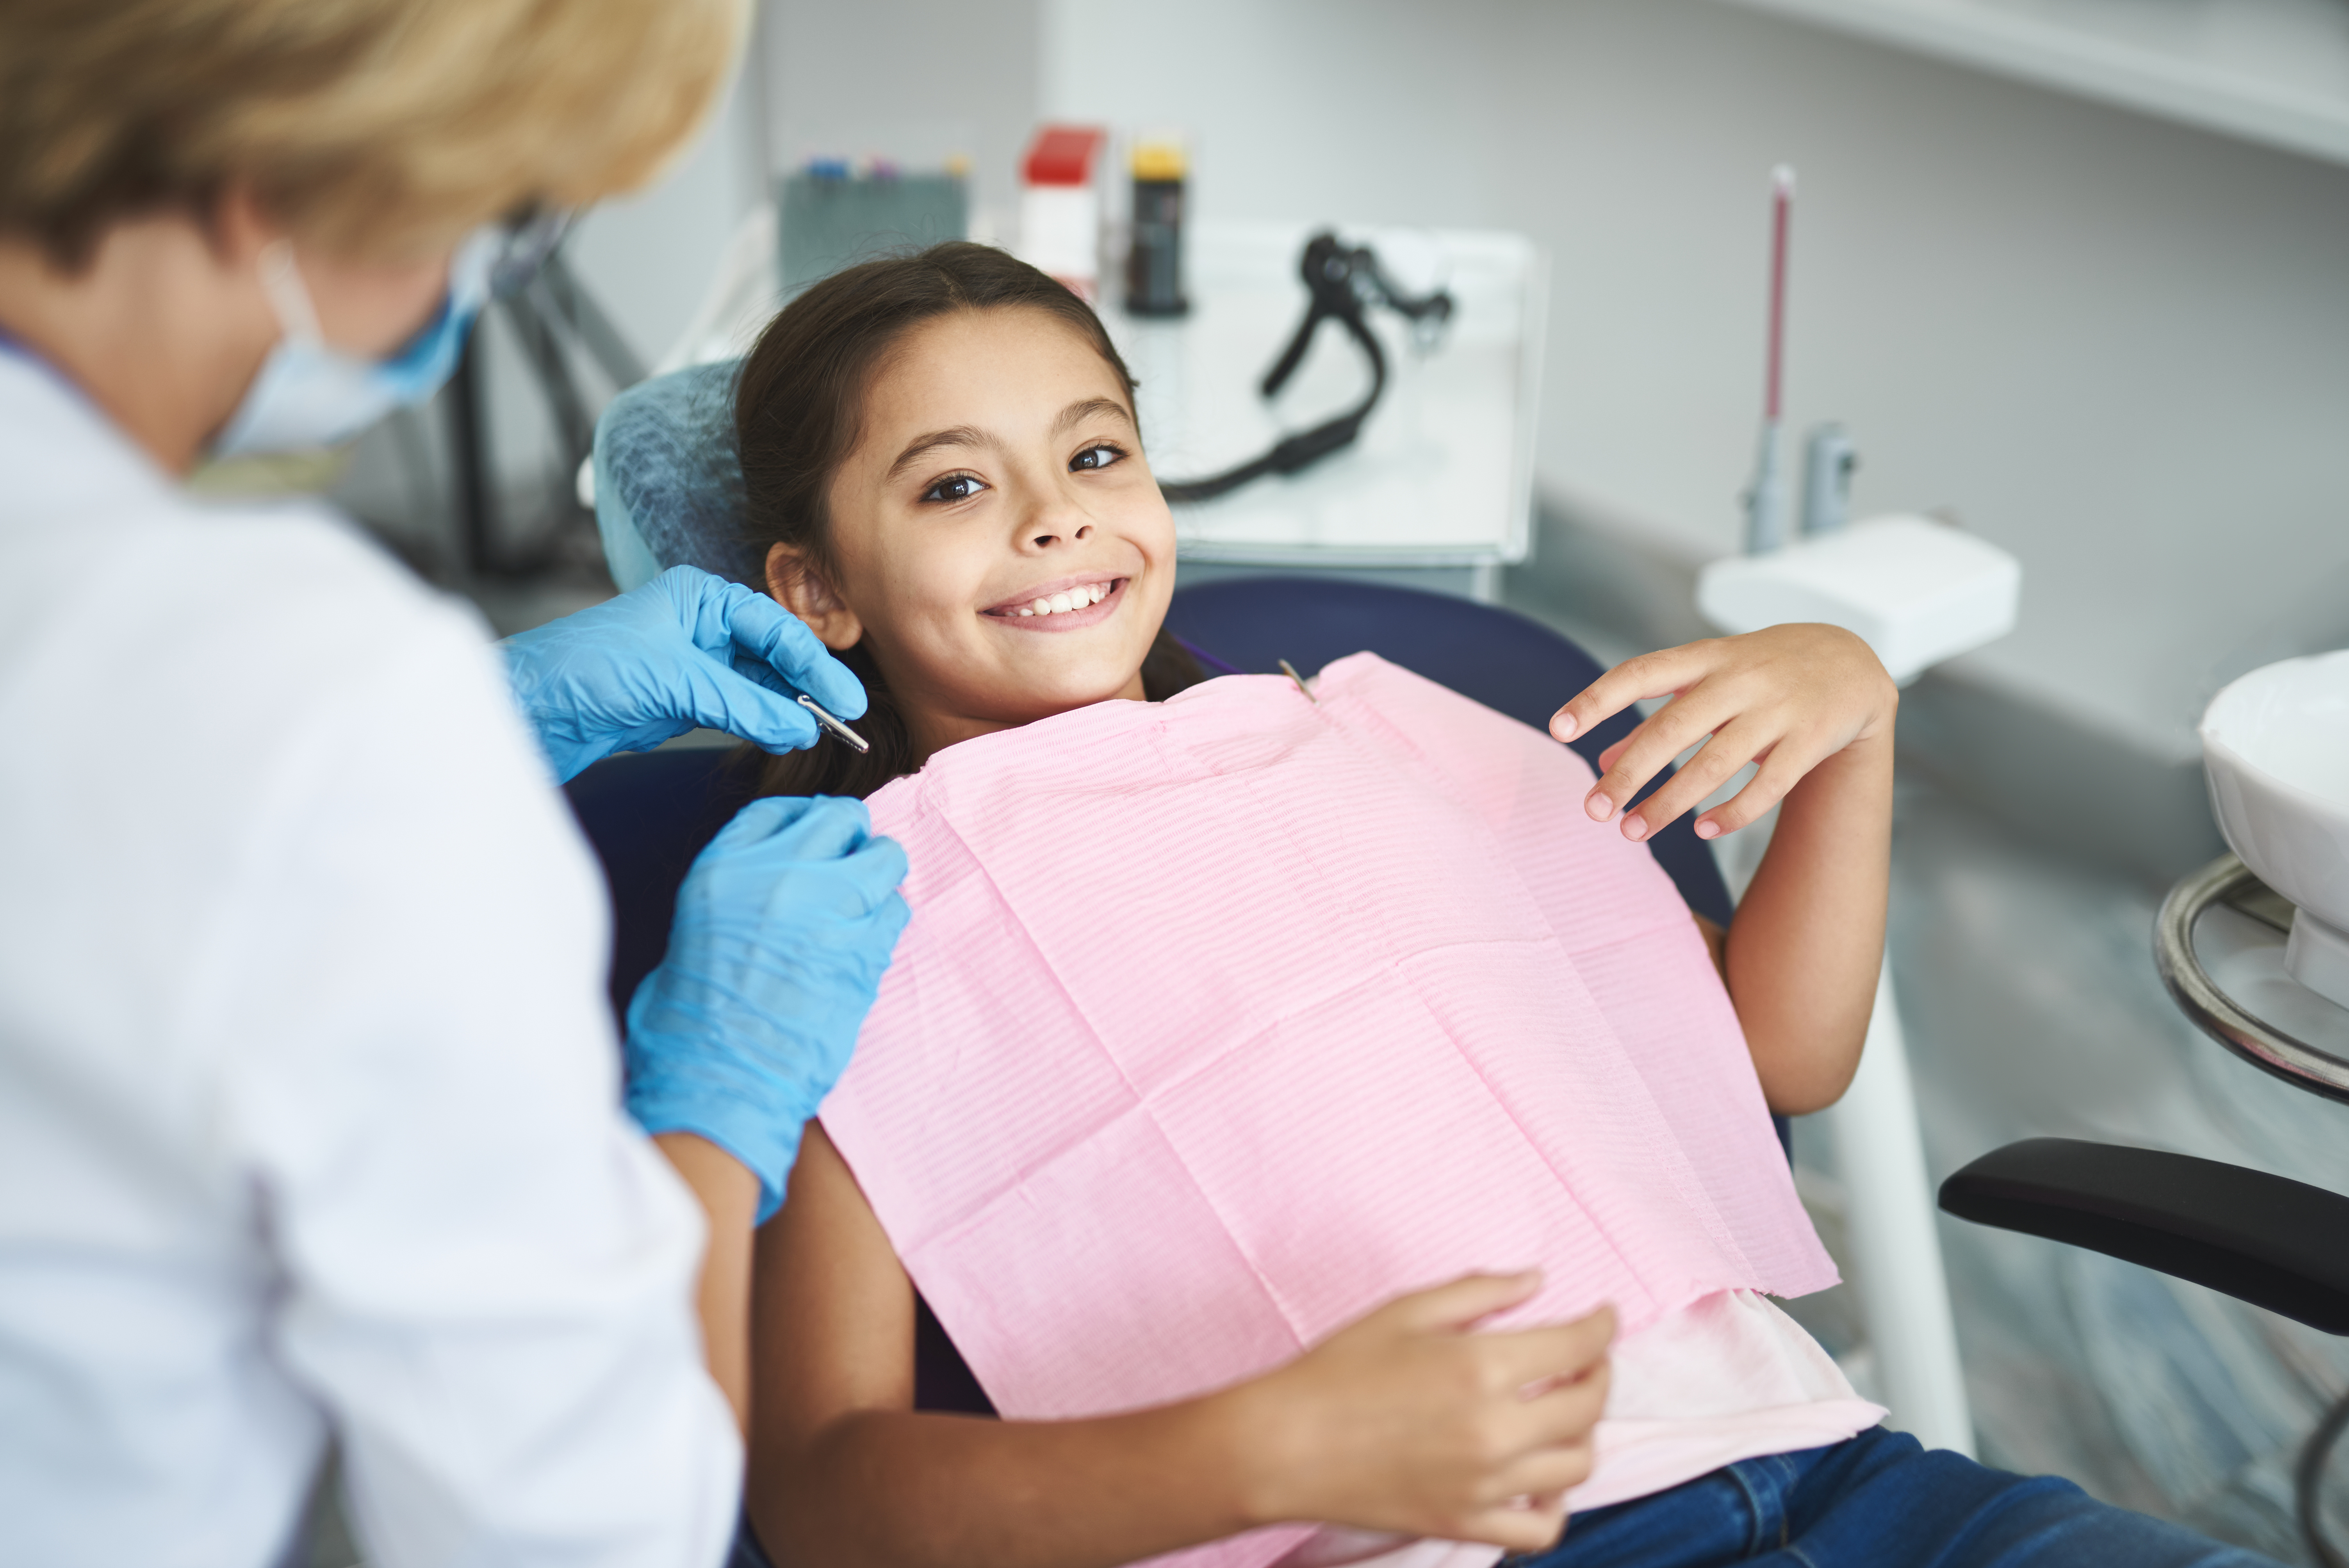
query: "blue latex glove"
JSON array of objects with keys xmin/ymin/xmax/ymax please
[
  {"xmin": 503, "ymin": 565, "xmax": 866, "ymax": 784},
  {"xmin": 623, "ymin": 795, "xmax": 911, "ymax": 1221}
]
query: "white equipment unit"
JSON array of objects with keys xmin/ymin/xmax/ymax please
[{"xmin": 1697, "ymin": 514, "xmax": 2020, "ymax": 686}]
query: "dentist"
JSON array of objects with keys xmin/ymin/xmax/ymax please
[{"xmin": 0, "ymin": 3, "xmax": 904, "ymax": 1566}]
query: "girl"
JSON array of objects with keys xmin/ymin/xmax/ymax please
[{"xmin": 731, "ymin": 243, "xmax": 2269, "ymax": 1568}]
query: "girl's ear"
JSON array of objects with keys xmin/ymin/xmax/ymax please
[{"xmin": 766, "ymin": 542, "xmax": 865, "ymax": 651}]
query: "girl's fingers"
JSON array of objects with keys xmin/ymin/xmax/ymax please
[
  {"xmin": 1582, "ymin": 691, "xmax": 1738, "ymax": 826},
  {"xmin": 1549, "ymin": 643, "xmax": 1718, "ymax": 745},
  {"xmin": 1485, "ymin": 1303, "xmax": 1615, "ymax": 1389},
  {"xmin": 1615, "ymin": 717, "xmax": 1773, "ymax": 842},
  {"xmin": 1480, "ymin": 1440, "xmax": 1600, "ymax": 1506},
  {"xmin": 1694, "ymin": 741, "xmax": 1811, "ymax": 838},
  {"xmin": 1485, "ymin": 1305, "xmax": 1616, "ymax": 1399},
  {"xmin": 1388, "ymin": 1270, "xmax": 1545, "ymax": 1335},
  {"xmin": 1498, "ymin": 1348, "xmax": 1611, "ymax": 1444},
  {"xmin": 1455, "ymin": 1496, "xmax": 1571, "ymax": 1553}
]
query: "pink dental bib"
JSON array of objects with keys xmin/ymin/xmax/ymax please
[{"xmin": 821, "ymin": 653, "xmax": 1837, "ymax": 1567}]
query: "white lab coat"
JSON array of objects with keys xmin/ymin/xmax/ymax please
[{"xmin": 0, "ymin": 351, "xmax": 741, "ymax": 1568}]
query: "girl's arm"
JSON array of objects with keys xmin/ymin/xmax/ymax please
[
  {"xmin": 748, "ymin": 1125, "xmax": 1615, "ymax": 1568},
  {"xmin": 651, "ymin": 1132, "xmax": 760, "ymax": 1426},
  {"xmin": 1549, "ymin": 624, "xmax": 1897, "ymax": 1114}
]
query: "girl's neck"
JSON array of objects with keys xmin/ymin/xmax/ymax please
[{"xmin": 897, "ymin": 672, "xmax": 1151, "ymax": 771}]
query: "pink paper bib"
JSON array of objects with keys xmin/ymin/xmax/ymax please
[{"xmin": 822, "ymin": 654, "xmax": 1836, "ymax": 1567}]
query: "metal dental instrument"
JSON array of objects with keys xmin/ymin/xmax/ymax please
[
  {"xmin": 1278, "ymin": 659, "xmax": 1317, "ymax": 703},
  {"xmin": 797, "ymin": 693, "xmax": 872, "ymax": 753}
]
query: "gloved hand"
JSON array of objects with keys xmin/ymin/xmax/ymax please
[
  {"xmin": 623, "ymin": 795, "xmax": 911, "ymax": 1222},
  {"xmin": 503, "ymin": 565, "xmax": 866, "ymax": 784}
]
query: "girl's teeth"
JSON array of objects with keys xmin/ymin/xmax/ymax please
[{"xmin": 1005, "ymin": 582, "xmax": 1116, "ymax": 618}]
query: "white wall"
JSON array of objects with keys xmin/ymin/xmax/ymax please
[
  {"xmin": 759, "ymin": 0, "xmax": 1041, "ymax": 233},
  {"xmin": 1043, "ymin": 0, "xmax": 2349, "ymax": 761},
  {"xmin": 565, "ymin": 72, "xmax": 767, "ymax": 372}
]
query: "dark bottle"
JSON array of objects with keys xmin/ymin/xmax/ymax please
[{"xmin": 1125, "ymin": 140, "xmax": 1189, "ymax": 318}]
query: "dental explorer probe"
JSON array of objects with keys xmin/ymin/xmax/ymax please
[{"xmin": 797, "ymin": 693, "xmax": 871, "ymax": 754}]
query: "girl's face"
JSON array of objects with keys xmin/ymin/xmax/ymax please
[{"xmin": 770, "ymin": 306, "xmax": 1177, "ymax": 761}]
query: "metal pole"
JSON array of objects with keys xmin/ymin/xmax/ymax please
[
  {"xmin": 447, "ymin": 328, "xmax": 494, "ymax": 577},
  {"xmin": 1820, "ymin": 960, "xmax": 1977, "ymax": 1456}
]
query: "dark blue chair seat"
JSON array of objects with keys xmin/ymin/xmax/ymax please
[{"xmin": 563, "ymin": 745, "xmax": 755, "ymax": 1025}]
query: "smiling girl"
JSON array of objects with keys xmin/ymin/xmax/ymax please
[
  {"xmin": 734, "ymin": 254, "xmax": 1203, "ymax": 802},
  {"xmin": 726, "ymin": 244, "xmax": 2274, "ymax": 1568}
]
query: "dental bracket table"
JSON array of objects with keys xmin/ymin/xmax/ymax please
[{"xmin": 1102, "ymin": 221, "xmax": 1550, "ymax": 604}]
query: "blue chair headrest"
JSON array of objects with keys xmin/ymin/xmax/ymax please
[{"xmin": 590, "ymin": 359, "xmax": 762, "ymax": 592}]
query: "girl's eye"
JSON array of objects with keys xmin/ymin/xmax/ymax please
[
  {"xmin": 920, "ymin": 472, "xmax": 988, "ymax": 504},
  {"xmin": 1070, "ymin": 442, "xmax": 1125, "ymax": 473}
]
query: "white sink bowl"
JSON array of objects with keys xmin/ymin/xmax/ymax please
[{"xmin": 2201, "ymin": 650, "xmax": 2349, "ymax": 1010}]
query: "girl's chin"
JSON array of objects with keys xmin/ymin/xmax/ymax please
[{"xmin": 984, "ymin": 659, "xmax": 1150, "ymax": 720}]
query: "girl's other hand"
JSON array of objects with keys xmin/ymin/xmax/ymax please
[
  {"xmin": 1224, "ymin": 1272, "xmax": 1614, "ymax": 1552},
  {"xmin": 1548, "ymin": 624, "xmax": 1896, "ymax": 843}
]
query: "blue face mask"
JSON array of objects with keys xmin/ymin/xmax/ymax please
[{"xmin": 210, "ymin": 226, "xmax": 502, "ymax": 458}]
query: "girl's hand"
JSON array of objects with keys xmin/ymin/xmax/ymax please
[
  {"xmin": 1548, "ymin": 624, "xmax": 1896, "ymax": 843},
  {"xmin": 1225, "ymin": 1272, "xmax": 1614, "ymax": 1552}
]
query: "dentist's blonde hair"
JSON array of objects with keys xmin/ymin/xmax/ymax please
[{"xmin": 0, "ymin": 0, "xmax": 748, "ymax": 269}]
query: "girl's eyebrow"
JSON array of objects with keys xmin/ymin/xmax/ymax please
[
  {"xmin": 886, "ymin": 399, "xmax": 1134, "ymax": 481},
  {"xmin": 887, "ymin": 425, "xmax": 990, "ymax": 480},
  {"xmin": 1053, "ymin": 397, "xmax": 1135, "ymax": 435}
]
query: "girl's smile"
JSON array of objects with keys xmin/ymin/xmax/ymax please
[{"xmin": 982, "ymin": 574, "xmax": 1128, "ymax": 630}]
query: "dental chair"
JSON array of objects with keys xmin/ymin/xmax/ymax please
[
  {"xmin": 1938, "ymin": 1113, "xmax": 2349, "ymax": 1561},
  {"xmin": 563, "ymin": 362, "xmax": 1751, "ymax": 1422}
]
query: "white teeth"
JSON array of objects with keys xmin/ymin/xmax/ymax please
[{"xmin": 1003, "ymin": 583, "xmax": 1114, "ymax": 618}]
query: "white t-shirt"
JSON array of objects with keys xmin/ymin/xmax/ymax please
[
  {"xmin": 1289, "ymin": 1288, "xmax": 1884, "ymax": 1568},
  {"xmin": 0, "ymin": 351, "xmax": 740, "ymax": 1568}
]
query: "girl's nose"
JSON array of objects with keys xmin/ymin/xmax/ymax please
[{"xmin": 1024, "ymin": 503, "xmax": 1094, "ymax": 551}]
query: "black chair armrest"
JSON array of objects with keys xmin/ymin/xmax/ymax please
[{"xmin": 1939, "ymin": 1137, "xmax": 2349, "ymax": 1333}]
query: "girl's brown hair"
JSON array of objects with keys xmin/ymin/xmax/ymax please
[{"xmin": 735, "ymin": 241, "xmax": 1203, "ymax": 800}]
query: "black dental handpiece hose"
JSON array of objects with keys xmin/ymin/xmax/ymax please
[{"xmin": 1159, "ymin": 233, "xmax": 1397, "ymax": 506}]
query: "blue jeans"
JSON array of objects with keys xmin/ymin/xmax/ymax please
[
  {"xmin": 729, "ymin": 1428, "xmax": 2281, "ymax": 1568},
  {"xmin": 1520, "ymin": 1427, "xmax": 2280, "ymax": 1568}
]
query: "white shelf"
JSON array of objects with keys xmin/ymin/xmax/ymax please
[{"xmin": 1721, "ymin": 0, "xmax": 2349, "ymax": 167}]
